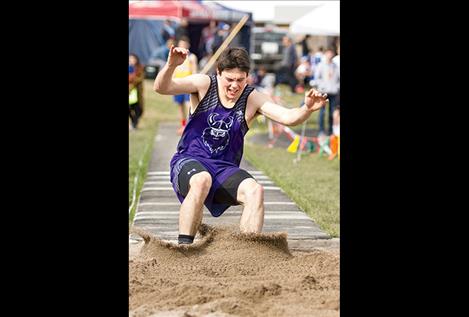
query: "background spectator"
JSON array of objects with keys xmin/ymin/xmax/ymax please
[
  {"xmin": 175, "ymin": 18, "xmax": 189, "ymax": 42},
  {"xmin": 129, "ymin": 53, "xmax": 145, "ymax": 130},
  {"xmin": 172, "ymin": 36, "xmax": 198, "ymax": 135},
  {"xmin": 314, "ymin": 48, "xmax": 340, "ymax": 136},
  {"xmin": 161, "ymin": 19, "xmax": 175, "ymax": 42},
  {"xmin": 274, "ymin": 35, "xmax": 298, "ymax": 94}
]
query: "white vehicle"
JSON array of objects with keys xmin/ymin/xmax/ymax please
[{"xmin": 250, "ymin": 26, "xmax": 288, "ymax": 72}]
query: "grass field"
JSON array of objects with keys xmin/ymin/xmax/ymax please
[
  {"xmin": 244, "ymin": 141, "xmax": 340, "ymax": 237},
  {"xmin": 129, "ymin": 80, "xmax": 339, "ymax": 237},
  {"xmin": 129, "ymin": 80, "xmax": 179, "ymax": 222}
]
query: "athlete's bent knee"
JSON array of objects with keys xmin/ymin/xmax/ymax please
[
  {"xmin": 189, "ymin": 172, "xmax": 212, "ymax": 192},
  {"xmin": 246, "ymin": 183, "xmax": 264, "ymax": 202}
]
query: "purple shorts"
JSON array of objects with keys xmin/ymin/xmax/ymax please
[{"xmin": 170, "ymin": 155, "xmax": 253, "ymax": 217}]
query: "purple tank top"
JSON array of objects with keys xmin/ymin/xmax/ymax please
[{"xmin": 170, "ymin": 74, "xmax": 255, "ymax": 215}]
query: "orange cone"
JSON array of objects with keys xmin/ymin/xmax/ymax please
[{"xmin": 328, "ymin": 135, "xmax": 338, "ymax": 160}]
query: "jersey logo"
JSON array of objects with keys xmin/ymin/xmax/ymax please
[
  {"xmin": 202, "ymin": 113, "xmax": 234, "ymax": 154},
  {"xmin": 235, "ymin": 110, "xmax": 244, "ymax": 123}
]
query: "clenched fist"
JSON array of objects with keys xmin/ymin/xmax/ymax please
[
  {"xmin": 167, "ymin": 45, "xmax": 189, "ymax": 67},
  {"xmin": 304, "ymin": 88, "xmax": 328, "ymax": 112}
]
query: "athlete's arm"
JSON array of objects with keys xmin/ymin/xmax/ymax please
[
  {"xmin": 247, "ymin": 89, "xmax": 328, "ymax": 126},
  {"xmin": 153, "ymin": 45, "xmax": 208, "ymax": 95}
]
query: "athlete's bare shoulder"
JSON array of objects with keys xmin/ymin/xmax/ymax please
[
  {"xmin": 191, "ymin": 73, "xmax": 211, "ymax": 91},
  {"xmin": 246, "ymin": 89, "xmax": 272, "ymax": 111},
  {"xmin": 189, "ymin": 74, "xmax": 213, "ymax": 113}
]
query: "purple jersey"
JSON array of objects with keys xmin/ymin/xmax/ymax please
[{"xmin": 170, "ymin": 74, "xmax": 255, "ymax": 216}]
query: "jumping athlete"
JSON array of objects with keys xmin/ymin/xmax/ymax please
[{"xmin": 154, "ymin": 46, "xmax": 328, "ymax": 244}]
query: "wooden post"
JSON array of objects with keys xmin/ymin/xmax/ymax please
[{"xmin": 200, "ymin": 15, "xmax": 249, "ymax": 75}]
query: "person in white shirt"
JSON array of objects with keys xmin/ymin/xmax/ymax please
[{"xmin": 332, "ymin": 44, "xmax": 340, "ymax": 68}]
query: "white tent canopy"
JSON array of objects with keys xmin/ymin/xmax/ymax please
[{"xmin": 289, "ymin": 2, "xmax": 340, "ymax": 36}]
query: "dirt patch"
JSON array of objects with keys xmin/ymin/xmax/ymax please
[{"xmin": 129, "ymin": 224, "xmax": 339, "ymax": 317}]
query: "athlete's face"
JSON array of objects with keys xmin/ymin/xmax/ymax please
[{"xmin": 217, "ymin": 68, "xmax": 248, "ymax": 100}]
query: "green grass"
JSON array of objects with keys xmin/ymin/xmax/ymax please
[
  {"xmin": 244, "ymin": 141, "xmax": 340, "ymax": 237},
  {"xmin": 129, "ymin": 79, "xmax": 179, "ymax": 223}
]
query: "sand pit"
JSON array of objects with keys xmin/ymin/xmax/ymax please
[{"xmin": 129, "ymin": 224, "xmax": 339, "ymax": 317}]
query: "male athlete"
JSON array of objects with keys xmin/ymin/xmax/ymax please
[{"xmin": 154, "ymin": 45, "xmax": 328, "ymax": 244}]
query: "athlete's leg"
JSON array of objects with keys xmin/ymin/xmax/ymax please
[
  {"xmin": 179, "ymin": 171, "xmax": 211, "ymax": 237},
  {"xmin": 236, "ymin": 178, "xmax": 264, "ymax": 233}
]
